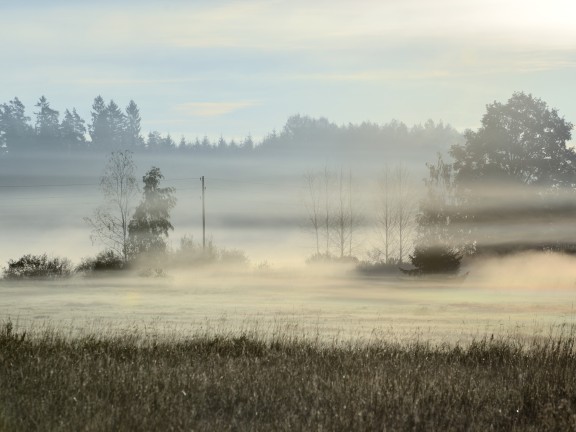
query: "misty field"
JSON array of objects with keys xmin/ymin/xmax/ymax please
[{"xmin": 2, "ymin": 256, "xmax": 576, "ymax": 431}]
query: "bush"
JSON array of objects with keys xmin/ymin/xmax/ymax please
[
  {"xmin": 171, "ymin": 235, "xmax": 249, "ymax": 268},
  {"xmin": 405, "ymin": 245, "xmax": 462, "ymax": 275},
  {"xmin": 306, "ymin": 253, "xmax": 358, "ymax": 266},
  {"xmin": 76, "ymin": 250, "xmax": 125, "ymax": 274},
  {"xmin": 355, "ymin": 248, "xmax": 402, "ymax": 276},
  {"xmin": 3, "ymin": 254, "xmax": 73, "ymax": 279},
  {"xmin": 356, "ymin": 261, "xmax": 402, "ymax": 276}
]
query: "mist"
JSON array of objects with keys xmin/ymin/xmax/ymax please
[
  {"xmin": 1, "ymin": 91, "xmax": 576, "ymax": 351},
  {"xmin": 3, "ymin": 253, "xmax": 576, "ymax": 346}
]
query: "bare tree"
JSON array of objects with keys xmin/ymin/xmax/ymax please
[
  {"xmin": 332, "ymin": 168, "xmax": 360, "ymax": 258},
  {"xmin": 375, "ymin": 163, "xmax": 417, "ymax": 264},
  {"xmin": 394, "ymin": 164, "xmax": 416, "ymax": 263},
  {"xmin": 303, "ymin": 166, "xmax": 361, "ymax": 259},
  {"xmin": 84, "ymin": 151, "xmax": 139, "ymax": 262},
  {"xmin": 347, "ymin": 169, "xmax": 358, "ymax": 257},
  {"xmin": 303, "ymin": 171, "xmax": 322, "ymax": 255},
  {"xmin": 376, "ymin": 164, "xmax": 396, "ymax": 264},
  {"xmin": 322, "ymin": 165, "xmax": 333, "ymax": 255},
  {"xmin": 333, "ymin": 168, "xmax": 349, "ymax": 257}
]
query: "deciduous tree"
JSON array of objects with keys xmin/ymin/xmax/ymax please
[
  {"xmin": 85, "ymin": 151, "xmax": 139, "ymax": 262},
  {"xmin": 128, "ymin": 167, "xmax": 176, "ymax": 259}
]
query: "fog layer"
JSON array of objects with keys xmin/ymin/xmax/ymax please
[{"xmin": 2, "ymin": 252, "xmax": 576, "ymax": 345}]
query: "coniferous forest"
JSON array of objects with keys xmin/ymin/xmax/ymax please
[{"xmin": 0, "ymin": 95, "xmax": 462, "ymax": 159}]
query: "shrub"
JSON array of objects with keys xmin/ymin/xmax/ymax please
[
  {"xmin": 76, "ymin": 250, "xmax": 125, "ymax": 274},
  {"xmin": 356, "ymin": 260, "xmax": 402, "ymax": 276},
  {"xmin": 405, "ymin": 245, "xmax": 462, "ymax": 275},
  {"xmin": 171, "ymin": 235, "xmax": 250, "ymax": 269},
  {"xmin": 3, "ymin": 254, "xmax": 72, "ymax": 279},
  {"xmin": 306, "ymin": 253, "xmax": 358, "ymax": 265},
  {"xmin": 218, "ymin": 248, "xmax": 249, "ymax": 266},
  {"xmin": 356, "ymin": 248, "xmax": 402, "ymax": 275}
]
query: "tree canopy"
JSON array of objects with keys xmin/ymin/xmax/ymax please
[
  {"xmin": 415, "ymin": 92, "xmax": 576, "ymax": 260},
  {"xmin": 451, "ymin": 92, "xmax": 575, "ymax": 189}
]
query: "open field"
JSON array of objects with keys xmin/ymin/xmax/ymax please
[
  {"xmin": 2, "ymin": 255, "xmax": 576, "ymax": 344},
  {"xmin": 2, "ymin": 255, "xmax": 576, "ymax": 430},
  {"xmin": 2, "ymin": 318, "xmax": 576, "ymax": 431}
]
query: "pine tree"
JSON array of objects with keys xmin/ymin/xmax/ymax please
[
  {"xmin": 60, "ymin": 108, "xmax": 87, "ymax": 151},
  {"xmin": 89, "ymin": 96, "xmax": 109, "ymax": 149},
  {"xmin": 0, "ymin": 97, "xmax": 33, "ymax": 152},
  {"xmin": 124, "ymin": 100, "xmax": 143, "ymax": 149},
  {"xmin": 34, "ymin": 96, "xmax": 60, "ymax": 143}
]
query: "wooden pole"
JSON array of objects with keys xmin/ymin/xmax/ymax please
[{"xmin": 201, "ymin": 176, "xmax": 206, "ymax": 250}]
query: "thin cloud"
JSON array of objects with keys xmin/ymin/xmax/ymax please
[
  {"xmin": 2, "ymin": 1, "xmax": 575, "ymax": 53},
  {"xmin": 174, "ymin": 101, "xmax": 261, "ymax": 117}
]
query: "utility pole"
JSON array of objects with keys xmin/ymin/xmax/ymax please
[{"xmin": 201, "ymin": 176, "xmax": 206, "ymax": 251}]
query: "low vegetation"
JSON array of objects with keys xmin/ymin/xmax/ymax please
[
  {"xmin": 1, "ymin": 237, "xmax": 252, "ymax": 280},
  {"xmin": 2, "ymin": 253, "xmax": 73, "ymax": 279},
  {"xmin": 76, "ymin": 250, "xmax": 126, "ymax": 274},
  {"xmin": 1, "ymin": 320, "xmax": 575, "ymax": 431}
]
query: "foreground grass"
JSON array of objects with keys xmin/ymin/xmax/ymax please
[{"xmin": 1, "ymin": 322, "xmax": 576, "ymax": 431}]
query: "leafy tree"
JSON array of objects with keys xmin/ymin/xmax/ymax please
[
  {"xmin": 85, "ymin": 151, "xmax": 139, "ymax": 262},
  {"xmin": 451, "ymin": 92, "xmax": 575, "ymax": 188},
  {"xmin": 128, "ymin": 167, "xmax": 176, "ymax": 259},
  {"xmin": 449, "ymin": 93, "xmax": 576, "ymax": 254}
]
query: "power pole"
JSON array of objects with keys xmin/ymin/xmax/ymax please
[{"xmin": 201, "ymin": 176, "xmax": 206, "ymax": 251}]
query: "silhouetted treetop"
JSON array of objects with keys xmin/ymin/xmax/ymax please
[
  {"xmin": 417, "ymin": 92, "xmax": 576, "ymax": 257},
  {"xmin": 0, "ymin": 95, "xmax": 462, "ymax": 159},
  {"xmin": 451, "ymin": 92, "xmax": 575, "ymax": 188}
]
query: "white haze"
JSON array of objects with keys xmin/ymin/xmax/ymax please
[
  {"xmin": 2, "ymin": 255, "xmax": 576, "ymax": 346},
  {"xmin": 3, "ymin": 151, "xmax": 576, "ymax": 344}
]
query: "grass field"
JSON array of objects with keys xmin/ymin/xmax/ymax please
[
  {"xmin": 2, "ymin": 258, "xmax": 576, "ymax": 431},
  {"xmin": 2, "ymin": 319, "xmax": 576, "ymax": 431}
]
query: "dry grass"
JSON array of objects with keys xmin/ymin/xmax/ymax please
[{"xmin": 1, "ymin": 319, "xmax": 576, "ymax": 431}]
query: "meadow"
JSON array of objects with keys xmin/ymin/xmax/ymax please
[
  {"xmin": 2, "ymin": 255, "xmax": 576, "ymax": 431},
  {"xmin": 1, "ymin": 318, "xmax": 576, "ymax": 431}
]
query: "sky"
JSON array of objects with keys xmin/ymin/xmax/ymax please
[{"xmin": 1, "ymin": 0, "xmax": 575, "ymax": 142}]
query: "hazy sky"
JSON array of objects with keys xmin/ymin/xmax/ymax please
[{"xmin": 1, "ymin": 0, "xmax": 575, "ymax": 141}]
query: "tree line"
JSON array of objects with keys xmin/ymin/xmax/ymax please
[
  {"xmin": 0, "ymin": 96, "xmax": 254, "ymax": 154},
  {"xmin": 0, "ymin": 95, "xmax": 461, "ymax": 157}
]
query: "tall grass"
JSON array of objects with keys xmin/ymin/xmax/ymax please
[{"xmin": 1, "ymin": 319, "xmax": 576, "ymax": 431}]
